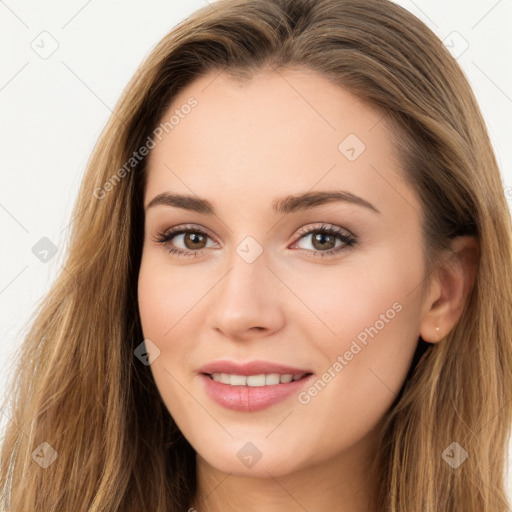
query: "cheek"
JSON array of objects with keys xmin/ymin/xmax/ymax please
[
  {"xmin": 289, "ymin": 245, "xmax": 424, "ymax": 398},
  {"xmin": 137, "ymin": 257, "xmax": 197, "ymax": 420},
  {"xmin": 137, "ymin": 253, "xmax": 204, "ymax": 340},
  {"xmin": 137, "ymin": 253, "xmax": 212, "ymax": 395},
  {"xmin": 288, "ymin": 246, "xmax": 423, "ymax": 344},
  {"xmin": 288, "ymin": 263, "xmax": 423, "ymax": 461}
]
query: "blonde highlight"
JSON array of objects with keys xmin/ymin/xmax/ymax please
[{"xmin": 1, "ymin": 1, "xmax": 511, "ymax": 510}]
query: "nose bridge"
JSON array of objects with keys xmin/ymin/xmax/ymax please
[
  {"xmin": 207, "ymin": 238, "xmax": 284, "ymax": 336},
  {"xmin": 218, "ymin": 239, "xmax": 270, "ymax": 305}
]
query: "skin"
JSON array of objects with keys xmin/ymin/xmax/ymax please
[{"xmin": 137, "ymin": 67, "xmax": 478, "ymax": 512}]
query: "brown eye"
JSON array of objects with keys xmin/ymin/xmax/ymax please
[
  {"xmin": 153, "ymin": 225, "xmax": 218, "ymax": 257},
  {"xmin": 310, "ymin": 231, "xmax": 337, "ymax": 251},
  {"xmin": 292, "ymin": 223, "xmax": 357, "ymax": 258},
  {"xmin": 182, "ymin": 232, "xmax": 208, "ymax": 250},
  {"xmin": 153, "ymin": 222, "xmax": 356, "ymax": 259}
]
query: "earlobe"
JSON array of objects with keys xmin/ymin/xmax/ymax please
[{"xmin": 419, "ymin": 236, "xmax": 480, "ymax": 343}]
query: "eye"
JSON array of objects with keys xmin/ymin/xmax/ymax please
[
  {"xmin": 290, "ymin": 223, "xmax": 357, "ymax": 258},
  {"xmin": 152, "ymin": 222, "xmax": 357, "ymax": 258},
  {"xmin": 151, "ymin": 224, "xmax": 217, "ymax": 258}
]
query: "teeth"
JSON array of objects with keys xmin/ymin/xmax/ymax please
[
  {"xmin": 247, "ymin": 374, "xmax": 266, "ymax": 387},
  {"xmin": 266, "ymin": 373, "xmax": 280, "ymax": 385},
  {"xmin": 230, "ymin": 374, "xmax": 247, "ymax": 386},
  {"xmin": 218, "ymin": 373, "xmax": 230, "ymax": 384},
  {"xmin": 210, "ymin": 372, "xmax": 306, "ymax": 386}
]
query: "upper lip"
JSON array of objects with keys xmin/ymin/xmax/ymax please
[{"xmin": 198, "ymin": 360, "xmax": 313, "ymax": 376}]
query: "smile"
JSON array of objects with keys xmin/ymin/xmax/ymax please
[
  {"xmin": 207, "ymin": 372, "xmax": 309, "ymax": 386},
  {"xmin": 200, "ymin": 372, "xmax": 314, "ymax": 412}
]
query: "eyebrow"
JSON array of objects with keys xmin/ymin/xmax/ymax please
[{"xmin": 145, "ymin": 190, "xmax": 381, "ymax": 215}]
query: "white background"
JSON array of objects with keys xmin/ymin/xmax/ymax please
[{"xmin": 1, "ymin": 0, "xmax": 511, "ymax": 499}]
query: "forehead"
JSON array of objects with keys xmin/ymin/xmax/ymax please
[{"xmin": 143, "ymin": 68, "xmax": 420, "ymax": 221}]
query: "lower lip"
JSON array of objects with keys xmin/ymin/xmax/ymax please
[{"xmin": 200, "ymin": 373, "xmax": 314, "ymax": 412}]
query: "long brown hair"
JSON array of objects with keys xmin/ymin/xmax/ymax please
[{"xmin": 2, "ymin": 0, "xmax": 511, "ymax": 510}]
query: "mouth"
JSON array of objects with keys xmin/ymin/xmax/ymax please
[
  {"xmin": 202, "ymin": 372, "xmax": 313, "ymax": 387},
  {"xmin": 199, "ymin": 366, "xmax": 315, "ymax": 412},
  {"xmin": 197, "ymin": 360, "xmax": 315, "ymax": 411}
]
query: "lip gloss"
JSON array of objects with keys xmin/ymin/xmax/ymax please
[{"xmin": 200, "ymin": 373, "xmax": 314, "ymax": 412}]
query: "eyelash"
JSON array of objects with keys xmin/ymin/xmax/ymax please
[{"xmin": 152, "ymin": 223, "xmax": 357, "ymax": 259}]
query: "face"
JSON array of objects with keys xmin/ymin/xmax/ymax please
[{"xmin": 138, "ymin": 68, "xmax": 429, "ymax": 478}]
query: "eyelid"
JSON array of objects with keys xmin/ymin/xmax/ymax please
[
  {"xmin": 293, "ymin": 222, "xmax": 354, "ymax": 239},
  {"xmin": 152, "ymin": 223, "xmax": 220, "ymax": 244}
]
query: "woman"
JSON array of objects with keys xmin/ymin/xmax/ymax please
[{"xmin": 1, "ymin": 0, "xmax": 511, "ymax": 510}]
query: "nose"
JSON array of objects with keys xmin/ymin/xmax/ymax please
[{"xmin": 205, "ymin": 249, "xmax": 286, "ymax": 341}]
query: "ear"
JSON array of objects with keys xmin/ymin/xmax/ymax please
[{"xmin": 419, "ymin": 235, "xmax": 480, "ymax": 343}]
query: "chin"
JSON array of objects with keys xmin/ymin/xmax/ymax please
[{"xmin": 193, "ymin": 437, "xmax": 310, "ymax": 478}]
